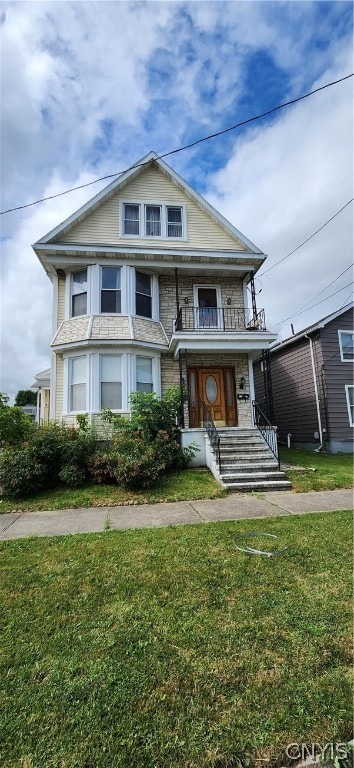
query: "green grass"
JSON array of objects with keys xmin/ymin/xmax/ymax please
[
  {"xmin": 279, "ymin": 447, "xmax": 353, "ymax": 492},
  {"xmin": 1, "ymin": 511, "xmax": 352, "ymax": 768},
  {"xmin": 0, "ymin": 469, "xmax": 225, "ymax": 513}
]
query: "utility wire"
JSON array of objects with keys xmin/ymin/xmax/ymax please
[
  {"xmin": 282, "ymin": 263, "xmax": 353, "ymax": 316},
  {"xmin": 258, "ymin": 198, "xmax": 354, "ymax": 278},
  {"xmin": 279, "ymin": 281, "xmax": 354, "ymax": 324},
  {"xmin": 1, "ymin": 72, "xmax": 352, "ymax": 215}
]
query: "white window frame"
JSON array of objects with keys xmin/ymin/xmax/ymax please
[
  {"xmin": 345, "ymin": 385, "xmax": 354, "ymax": 427},
  {"xmin": 135, "ymin": 355, "xmax": 154, "ymax": 394},
  {"xmin": 100, "ymin": 266, "xmax": 122, "ymax": 315},
  {"xmin": 67, "ymin": 354, "xmax": 88, "ymax": 414},
  {"xmin": 99, "ymin": 353, "xmax": 123, "ymax": 411},
  {"xmin": 70, "ymin": 268, "xmax": 88, "ymax": 318},
  {"xmin": 135, "ymin": 269, "xmax": 153, "ymax": 320},
  {"xmin": 338, "ymin": 330, "xmax": 354, "ymax": 362},
  {"xmin": 120, "ymin": 201, "xmax": 186, "ymax": 240},
  {"xmin": 193, "ymin": 284, "xmax": 223, "ymax": 330}
]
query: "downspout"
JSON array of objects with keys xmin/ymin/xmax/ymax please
[{"xmin": 304, "ymin": 334, "xmax": 323, "ymax": 451}]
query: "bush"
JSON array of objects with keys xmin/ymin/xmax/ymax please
[
  {"xmin": 0, "ymin": 401, "xmax": 34, "ymax": 446},
  {"xmin": 87, "ymin": 452, "xmax": 116, "ymax": 484},
  {"xmin": 0, "ymin": 448, "xmax": 45, "ymax": 497},
  {"xmin": 58, "ymin": 463, "xmax": 86, "ymax": 487},
  {"xmin": 110, "ymin": 431, "xmax": 166, "ymax": 489}
]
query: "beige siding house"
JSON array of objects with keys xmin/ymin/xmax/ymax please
[{"xmin": 33, "ymin": 152, "xmax": 290, "ymax": 490}]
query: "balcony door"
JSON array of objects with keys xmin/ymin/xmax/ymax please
[
  {"xmin": 188, "ymin": 367, "xmax": 237, "ymax": 427},
  {"xmin": 194, "ymin": 285, "xmax": 222, "ymax": 329}
]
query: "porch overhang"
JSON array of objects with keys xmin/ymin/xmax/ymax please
[{"xmin": 169, "ymin": 331, "xmax": 278, "ymax": 360}]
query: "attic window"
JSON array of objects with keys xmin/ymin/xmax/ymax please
[
  {"xmin": 122, "ymin": 202, "xmax": 185, "ymax": 239},
  {"xmin": 123, "ymin": 204, "xmax": 140, "ymax": 235},
  {"xmin": 167, "ymin": 206, "xmax": 182, "ymax": 237}
]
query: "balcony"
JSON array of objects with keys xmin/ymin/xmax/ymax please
[{"xmin": 174, "ymin": 306, "xmax": 266, "ymax": 333}]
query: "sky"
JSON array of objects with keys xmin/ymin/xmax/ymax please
[{"xmin": 0, "ymin": 0, "xmax": 353, "ymax": 401}]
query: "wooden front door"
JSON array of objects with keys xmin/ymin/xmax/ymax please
[{"xmin": 188, "ymin": 367, "xmax": 237, "ymax": 427}]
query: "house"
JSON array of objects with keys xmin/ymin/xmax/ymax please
[
  {"xmin": 30, "ymin": 368, "xmax": 51, "ymax": 424},
  {"xmin": 253, "ymin": 302, "xmax": 354, "ymax": 453},
  {"xmin": 32, "ymin": 151, "xmax": 291, "ymax": 490}
]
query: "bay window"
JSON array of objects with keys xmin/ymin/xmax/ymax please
[
  {"xmin": 136, "ymin": 271, "xmax": 152, "ymax": 318},
  {"xmin": 136, "ymin": 357, "xmax": 153, "ymax": 393},
  {"xmin": 101, "ymin": 267, "xmax": 121, "ymax": 313},
  {"xmin": 71, "ymin": 269, "xmax": 87, "ymax": 317},
  {"xmin": 70, "ymin": 356, "xmax": 86, "ymax": 411},
  {"xmin": 100, "ymin": 355, "xmax": 122, "ymax": 410}
]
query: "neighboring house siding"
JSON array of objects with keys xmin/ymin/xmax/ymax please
[
  {"xmin": 57, "ymin": 165, "xmax": 246, "ymax": 251},
  {"xmin": 159, "ymin": 274, "xmax": 244, "ymax": 339},
  {"xmin": 320, "ymin": 308, "xmax": 354, "ymax": 445}
]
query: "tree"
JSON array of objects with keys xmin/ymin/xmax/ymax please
[{"xmin": 15, "ymin": 390, "xmax": 37, "ymax": 407}]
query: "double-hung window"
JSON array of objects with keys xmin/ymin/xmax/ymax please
[
  {"xmin": 167, "ymin": 206, "xmax": 183, "ymax": 238},
  {"xmin": 123, "ymin": 204, "xmax": 140, "ymax": 235},
  {"xmin": 145, "ymin": 205, "xmax": 161, "ymax": 237},
  {"xmin": 345, "ymin": 386, "xmax": 354, "ymax": 427},
  {"xmin": 70, "ymin": 356, "xmax": 86, "ymax": 411},
  {"xmin": 136, "ymin": 271, "xmax": 152, "ymax": 318},
  {"xmin": 339, "ymin": 331, "xmax": 354, "ymax": 362},
  {"xmin": 100, "ymin": 355, "xmax": 122, "ymax": 410},
  {"xmin": 71, "ymin": 270, "xmax": 87, "ymax": 317},
  {"xmin": 136, "ymin": 357, "xmax": 153, "ymax": 393},
  {"xmin": 101, "ymin": 267, "xmax": 121, "ymax": 313}
]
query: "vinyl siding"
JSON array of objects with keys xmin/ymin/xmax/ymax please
[
  {"xmin": 57, "ymin": 164, "xmax": 247, "ymax": 251},
  {"xmin": 320, "ymin": 308, "xmax": 354, "ymax": 443},
  {"xmin": 55, "ymin": 354, "xmax": 64, "ymax": 420},
  {"xmin": 57, "ymin": 276, "xmax": 66, "ymax": 326}
]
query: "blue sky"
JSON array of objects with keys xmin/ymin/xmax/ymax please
[{"xmin": 0, "ymin": 0, "xmax": 353, "ymax": 399}]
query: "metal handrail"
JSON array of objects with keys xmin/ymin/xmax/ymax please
[
  {"xmin": 174, "ymin": 306, "xmax": 266, "ymax": 332},
  {"xmin": 252, "ymin": 400, "xmax": 280, "ymax": 468},
  {"xmin": 199, "ymin": 397, "xmax": 221, "ymax": 473}
]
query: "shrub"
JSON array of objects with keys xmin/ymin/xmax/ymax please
[
  {"xmin": 109, "ymin": 431, "xmax": 166, "ymax": 489},
  {"xmin": 87, "ymin": 452, "xmax": 116, "ymax": 484},
  {"xmin": 58, "ymin": 463, "xmax": 86, "ymax": 487},
  {"xmin": 0, "ymin": 448, "xmax": 45, "ymax": 497},
  {"xmin": 0, "ymin": 403, "xmax": 34, "ymax": 446}
]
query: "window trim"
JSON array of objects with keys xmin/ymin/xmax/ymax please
[
  {"xmin": 338, "ymin": 329, "xmax": 354, "ymax": 362},
  {"xmin": 135, "ymin": 269, "xmax": 153, "ymax": 320},
  {"xmin": 100, "ymin": 266, "xmax": 122, "ymax": 315},
  {"xmin": 136, "ymin": 354, "xmax": 154, "ymax": 393},
  {"xmin": 120, "ymin": 200, "xmax": 186, "ymax": 240},
  {"xmin": 345, "ymin": 385, "xmax": 354, "ymax": 427},
  {"xmin": 99, "ymin": 353, "xmax": 123, "ymax": 411},
  {"xmin": 68, "ymin": 354, "xmax": 87, "ymax": 414},
  {"xmin": 193, "ymin": 283, "xmax": 223, "ymax": 330},
  {"xmin": 70, "ymin": 268, "xmax": 88, "ymax": 318}
]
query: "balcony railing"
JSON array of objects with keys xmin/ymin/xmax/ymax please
[{"xmin": 174, "ymin": 306, "xmax": 266, "ymax": 333}]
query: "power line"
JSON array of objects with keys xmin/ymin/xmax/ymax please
[
  {"xmin": 258, "ymin": 198, "xmax": 354, "ymax": 278},
  {"xmin": 279, "ymin": 281, "xmax": 354, "ymax": 324},
  {"xmin": 282, "ymin": 263, "xmax": 353, "ymax": 317},
  {"xmin": 1, "ymin": 72, "xmax": 353, "ymax": 215}
]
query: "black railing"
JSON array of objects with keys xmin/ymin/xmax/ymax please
[
  {"xmin": 199, "ymin": 397, "xmax": 221, "ymax": 473},
  {"xmin": 252, "ymin": 400, "xmax": 280, "ymax": 468},
  {"xmin": 174, "ymin": 306, "xmax": 266, "ymax": 332}
]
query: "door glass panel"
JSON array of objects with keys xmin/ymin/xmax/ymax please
[
  {"xmin": 225, "ymin": 370, "xmax": 233, "ymax": 407},
  {"xmin": 205, "ymin": 375, "xmax": 217, "ymax": 404},
  {"xmin": 189, "ymin": 371, "xmax": 196, "ymax": 407}
]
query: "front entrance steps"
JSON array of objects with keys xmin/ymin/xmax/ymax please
[{"xmin": 216, "ymin": 428, "xmax": 292, "ymax": 492}]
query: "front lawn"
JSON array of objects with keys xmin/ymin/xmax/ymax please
[
  {"xmin": 280, "ymin": 447, "xmax": 353, "ymax": 492},
  {"xmin": 1, "ymin": 511, "xmax": 352, "ymax": 768},
  {"xmin": 0, "ymin": 469, "xmax": 225, "ymax": 513}
]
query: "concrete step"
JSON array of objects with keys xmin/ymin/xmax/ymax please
[
  {"xmin": 219, "ymin": 452, "xmax": 274, "ymax": 462},
  {"xmin": 221, "ymin": 471, "xmax": 288, "ymax": 481},
  {"xmin": 219, "ymin": 445, "xmax": 271, "ymax": 454},
  {"xmin": 220, "ymin": 463, "xmax": 279, "ymax": 472},
  {"xmin": 219, "ymin": 438, "xmax": 266, "ymax": 446},
  {"xmin": 223, "ymin": 480, "xmax": 292, "ymax": 491}
]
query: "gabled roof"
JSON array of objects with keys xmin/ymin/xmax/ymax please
[
  {"xmin": 270, "ymin": 301, "xmax": 354, "ymax": 353},
  {"xmin": 34, "ymin": 151, "xmax": 263, "ymax": 254}
]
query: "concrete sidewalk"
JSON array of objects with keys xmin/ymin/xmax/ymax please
[{"xmin": 0, "ymin": 488, "xmax": 352, "ymax": 541}]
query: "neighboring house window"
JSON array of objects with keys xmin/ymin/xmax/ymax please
[
  {"xmin": 167, "ymin": 206, "xmax": 183, "ymax": 237},
  {"xmin": 70, "ymin": 356, "xmax": 86, "ymax": 411},
  {"xmin": 101, "ymin": 267, "xmax": 121, "ymax": 313},
  {"xmin": 145, "ymin": 205, "xmax": 161, "ymax": 237},
  {"xmin": 100, "ymin": 355, "xmax": 122, "ymax": 410},
  {"xmin": 71, "ymin": 270, "xmax": 87, "ymax": 317},
  {"xmin": 136, "ymin": 271, "xmax": 152, "ymax": 318},
  {"xmin": 123, "ymin": 204, "xmax": 140, "ymax": 235},
  {"xmin": 345, "ymin": 385, "xmax": 354, "ymax": 427},
  {"xmin": 136, "ymin": 357, "xmax": 153, "ymax": 393},
  {"xmin": 339, "ymin": 331, "xmax": 354, "ymax": 362}
]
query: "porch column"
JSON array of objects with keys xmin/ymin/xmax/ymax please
[
  {"xmin": 249, "ymin": 271, "xmax": 257, "ymax": 323},
  {"xmin": 178, "ymin": 349, "xmax": 185, "ymax": 428}
]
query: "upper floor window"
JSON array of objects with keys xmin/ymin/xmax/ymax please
[
  {"xmin": 136, "ymin": 357, "xmax": 153, "ymax": 393},
  {"xmin": 122, "ymin": 202, "xmax": 184, "ymax": 238},
  {"xmin": 124, "ymin": 204, "xmax": 140, "ymax": 235},
  {"xmin": 100, "ymin": 355, "xmax": 122, "ymax": 410},
  {"xmin": 70, "ymin": 356, "xmax": 86, "ymax": 411},
  {"xmin": 339, "ymin": 331, "xmax": 354, "ymax": 362},
  {"xmin": 71, "ymin": 269, "xmax": 87, "ymax": 317},
  {"xmin": 101, "ymin": 267, "xmax": 121, "ymax": 313},
  {"xmin": 136, "ymin": 271, "xmax": 152, "ymax": 318}
]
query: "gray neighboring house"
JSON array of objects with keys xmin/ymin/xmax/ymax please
[{"xmin": 253, "ymin": 302, "xmax": 354, "ymax": 453}]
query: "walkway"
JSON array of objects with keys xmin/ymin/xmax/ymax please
[{"xmin": 0, "ymin": 488, "xmax": 352, "ymax": 541}]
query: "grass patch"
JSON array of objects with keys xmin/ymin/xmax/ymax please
[
  {"xmin": 280, "ymin": 447, "xmax": 353, "ymax": 492},
  {"xmin": 1, "ymin": 511, "xmax": 352, "ymax": 768},
  {"xmin": 0, "ymin": 469, "xmax": 225, "ymax": 513}
]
